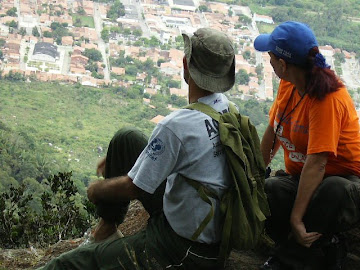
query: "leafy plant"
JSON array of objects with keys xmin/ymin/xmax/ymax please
[{"xmin": 0, "ymin": 172, "xmax": 97, "ymax": 248}]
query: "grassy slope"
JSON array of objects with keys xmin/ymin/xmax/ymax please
[{"xmin": 0, "ymin": 81, "xmax": 155, "ymax": 183}]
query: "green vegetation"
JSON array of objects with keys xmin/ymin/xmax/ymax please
[
  {"xmin": 236, "ymin": 69, "xmax": 250, "ymax": 85},
  {"xmin": 0, "ymin": 79, "xmax": 283, "ymax": 187},
  {"xmin": 42, "ymin": 22, "xmax": 72, "ymax": 45},
  {"xmin": 84, "ymin": 48, "xmax": 102, "ymax": 62},
  {"xmin": 83, "ymin": 48, "xmax": 104, "ymax": 78},
  {"xmin": 0, "ymin": 172, "xmax": 96, "ymax": 248},
  {"xmin": 6, "ymin": 7, "xmax": 17, "ymax": 17},
  {"xmin": 198, "ymin": 5, "xmax": 210, "ymax": 12},
  {"xmin": 72, "ymin": 15, "xmax": 95, "ymax": 28},
  {"xmin": 246, "ymin": 0, "xmax": 360, "ymax": 54},
  {"xmin": 0, "ymin": 81, "xmax": 159, "ymax": 186},
  {"xmin": 5, "ymin": 20, "xmax": 18, "ymax": 29},
  {"xmin": 107, "ymin": 0, "xmax": 125, "ymax": 21},
  {"xmin": 32, "ymin": 26, "xmax": 40, "ymax": 37},
  {"xmin": 0, "ymin": 78, "xmax": 286, "ymax": 247}
]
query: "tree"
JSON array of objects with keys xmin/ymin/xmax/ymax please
[
  {"xmin": 19, "ymin": 27, "xmax": 26, "ymax": 36},
  {"xmin": 143, "ymin": 36, "xmax": 160, "ymax": 48},
  {"xmin": 0, "ymin": 39, "xmax": 6, "ymax": 47},
  {"xmin": 123, "ymin": 28, "xmax": 131, "ymax": 35},
  {"xmin": 157, "ymin": 59, "xmax": 166, "ymax": 67},
  {"xmin": 53, "ymin": 27, "xmax": 69, "ymax": 41},
  {"xmin": 0, "ymin": 172, "xmax": 96, "ymax": 248},
  {"xmin": 125, "ymin": 65, "xmax": 137, "ymax": 76},
  {"xmin": 101, "ymin": 28, "xmax": 110, "ymax": 43},
  {"xmin": 83, "ymin": 48, "xmax": 102, "ymax": 62},
  {"xmin": 50, "ymin": 22, "xmax": 61, "ymax": 31},
  {"xmin": 6, "ymin": 7, "xmax": 17, "ymax": 17},
  {"xmin": 77, "ymin": 7, "xmax": 86, "ymax": 15},
  {"xmin": 143, "ymin": 58, "xmax": 155, "ymax": 70},
  {"xmin": 167, "ymin": 80, "xmax": 180, "ymax": 88},
  {"xmin": 86, "ymin": 62, "xmax": 98, "ymax": 72},
  {"xmin": 107, "ymin": 0, "xmax": 125, "ymax": 21},
  {"xmin": 74, "ymin": 18, "xmax": 82, "ymax": 27},
  {"xmin": 238, "ymin": 14, "xmax": 252, "ymax": 25},
  {"xmin": 32, "ymin": 27, "xmax": 40, "ymax": 37},
  {"xmin": 242, "ymin": 50, "xmax": 251, "ymax": 60},
  {"xmin": 43, "ymin": 31, "xmax": 52, "ymax": 38},
  {"xmin": 169, "ymin": 95, "xmax": 187, "ymax": 107},
  {"xmin": 133, "ymin": 29, "xmax": 142, "ymax": 37},
  {"xmin": 255, "ymin": 64, "xmax": 263, "ymax": 77},
  {"xmin": 6, "ymin": 20, "xmax": 18, "ymax": 29},
  {"xmin": 5, "ymin": 71, "xmax": 25, "ymax": 81},
  {"xmin": 235, "ymin": 69, "xmax": 250, "ymax": 85},
  {"xmin": 198, "ymin": 5, "xmax": 209, "ymax": 12},
  {"xmin": 334, "ymin": 52, "xmax": 345, "ymax": 64}
]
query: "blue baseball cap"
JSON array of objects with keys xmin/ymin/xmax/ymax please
[{"xmin": 254, "ymin": 21, "xmax": 318, "ymax": 66}]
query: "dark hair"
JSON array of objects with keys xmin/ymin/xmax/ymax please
[{"xmin": 303, "ymin": 47, "xmax": 344, "ymax": 100}]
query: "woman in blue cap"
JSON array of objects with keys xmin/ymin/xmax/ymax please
[{"xmin": 254, "ymin": 21, "xmax": 360, "ymax": 269}]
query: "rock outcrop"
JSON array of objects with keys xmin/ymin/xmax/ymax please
[{"xmin": 1, "ymin": 200, "xmax": 359, "ymax": 270}]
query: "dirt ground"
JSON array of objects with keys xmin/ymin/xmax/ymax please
[{"xmin": 1, "ymin": 200, "xmax": 360, "ymax": 270}]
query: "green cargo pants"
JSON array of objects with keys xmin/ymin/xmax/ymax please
[
  {"xmin": 37, "ymin": 127, "xmax": 221, "ymax": 270},
  {"xmin": 265, "ymin": 174, "xmax": 360, "ymax": 242},
  {"xmin": 265, "ymin": 173, "xmax": 360, "ymax": 268},
  {"xmin": 37, "ymin": 213, "xmax": 220, "ymax": 270}
]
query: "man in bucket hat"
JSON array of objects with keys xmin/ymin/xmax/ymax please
[{"xmin": 37, "ymin": 28, "xmax": 235, "ymax": 270}]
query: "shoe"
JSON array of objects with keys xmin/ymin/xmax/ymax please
[
  {"xmin": 259, "ymin": 256, "xmax": 290, "ymax": 270},
  {"xmin": 322, "ymin": 234, "xmax": 348, "ymax": 270}
]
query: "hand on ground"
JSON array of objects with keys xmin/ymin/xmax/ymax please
[{"xmin": 291, "ymin": 221, "xmax": 322, "ymax": 248}]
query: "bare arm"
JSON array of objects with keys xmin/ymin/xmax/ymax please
[
  {"xmin": 87, "ymin": 175, "xmax": 144, "ymax": 204},
  {"xmin": 260, "ymin": 125, "xmax": 280, "ymax": 167},
  {"xmin": 290, "ymin": 152, "xmax": 328, "ymax": 247},
  {"xmin": 96, "ymin": 157, "xmax": 106, "ymax": 177}
]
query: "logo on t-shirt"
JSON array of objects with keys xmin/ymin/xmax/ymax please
[{"xmin": 146, "ymin": 138, "xmax": 165, "ymax": 161}]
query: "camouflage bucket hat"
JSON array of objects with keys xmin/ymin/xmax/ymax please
[{"xmin": 182, "ymin": 28, "xmax": 235, "ymax": 93}]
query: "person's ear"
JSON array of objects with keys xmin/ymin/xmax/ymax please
[
  {"xmin": 279, "ymin": 58, "xmax": 287, "ymax": 73},
  {"xmin": 183, "ymin": 56, "xmax": 190, "ymax": 84},
  {"xmin": 183, "ymin": 56, "xmax": 188, "ymax": 70}
]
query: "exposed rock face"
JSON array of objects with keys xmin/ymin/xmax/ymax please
[{"xmin": 1, "ymin": 200, "xmax": 359, "ymax": 270}]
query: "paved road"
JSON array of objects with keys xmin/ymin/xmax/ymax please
[
  {"xmin": 342, "ymin": 58, "xmax": 360, "ymax": 90},
  {"xmin": 249, "ymin": 13, "xmax": 267, "ymax": 99},
  {"xmin": 122, "ymin": 0, "xmax": 151, "ymax": 38},
  {"xmin": 94, "ymin": 3, "xmax": 110, "ymax": 80},
  {"xmin": 60, "ymin": 46, "xmax": 72, "ymax": 74}
]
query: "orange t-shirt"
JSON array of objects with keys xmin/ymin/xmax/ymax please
[{"xmin": 269, "ymin": 80, "xmax": 360, "ymax": 176}]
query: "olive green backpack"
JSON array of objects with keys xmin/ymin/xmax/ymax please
[{"xmin": 185, "ymin": 102, "xmax": 271, "ymax": 267}]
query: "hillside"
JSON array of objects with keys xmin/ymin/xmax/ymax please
[
  {"xmin": 0, "ymin": 80, "xmax": 158, "ymax": 189},
  {"xmin": 245, "ymin": 0, "xmax": 360, "ymax": 54},
  {"xmin": 0, "ymin": 80, "xmax": 278, "ymax": 191}
]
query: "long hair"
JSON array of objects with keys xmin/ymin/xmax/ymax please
[{"xmin": 303, "ymin": 47, "xmax": 344, "ymax": 100}]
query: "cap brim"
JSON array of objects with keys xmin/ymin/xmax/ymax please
[
  {"xmin": 254, "ymin": 34, "xmax": 272, "ymax": 52},
  {"xmin": 182, "ymin": 32, "xmax": 235, "ymax": 93},
  {"xmin": 182, "ymin": 33, "xmax": 192, "ymax": 69},
  {"xmin": 188, "ymin": 59, "xmax": 235, "ymax": 93}
]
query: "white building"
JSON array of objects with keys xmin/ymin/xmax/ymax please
[
  {"xmin": 253, "ymin": 13, "xmax": 274, "ymax": 24},
  {"xmin": 32, "ymin": 42, "xmax": 59, "ymax": 62}
]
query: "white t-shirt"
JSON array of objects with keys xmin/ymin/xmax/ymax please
[{"xmin": 128, "ymin": 93, "xmax": 232, "ymax": 244}]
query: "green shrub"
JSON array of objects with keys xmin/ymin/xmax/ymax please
[{"xmin": 0, "ymin": 172, "xmax": 97, "ymax": 248}]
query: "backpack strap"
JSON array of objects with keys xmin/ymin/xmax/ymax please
[
  {"xmin": 183, "ymin": 103, "xmax": 224, "ymax": 241},
  {"xmin": 185, "ymin": 101, "xmax": 238, "ymax": 119},
  {"xmin": 182, "ymin": 175, "xmax": 220, "ymax": 240},
  {"xmin": 228, "ymin": 102, "xmax": 238, "ymax": 114}
]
